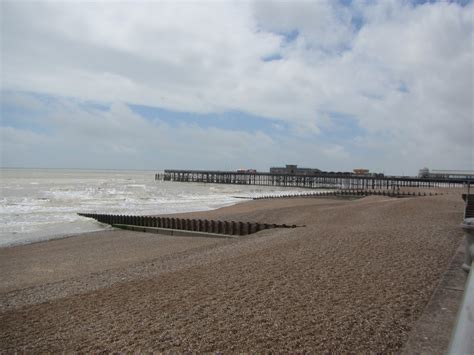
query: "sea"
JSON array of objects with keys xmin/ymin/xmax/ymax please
[{"xmin": 0, "ymin": 168, "xmax": 312, "ymax": 247}]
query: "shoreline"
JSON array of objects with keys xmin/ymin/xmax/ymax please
[
  {"xmin": 0, "ymin": 195, "xmax": 249, "ymax": 250},
  {"xmin": 1, "ymin": 185, "xmax": 336, "ymax": 249},
  {"xmin": 1, "ymin": 191, "xmax": 467, "ymax": 352},
  {"xmin": 0, "ymin": 226, "xmax": 115, "ymax": 250}
]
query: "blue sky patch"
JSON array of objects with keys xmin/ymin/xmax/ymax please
[
  {"xmin": 262, "ymin": 53, "xmax": 283, "ymax": 62},
  {"xmin": 129, "ymin": 103, "xmax": 287, "ymax": 135},
  {"xmin": 280, "ymin": 29, "xmax": 299, "ymax": 43},
  {"xmin": 398, "ymin": 82, "xmax": 409, "ymax": 93},
  {"xmin": 319, "ymin": 111, "xmax": 366, "ymax": 141},
  {"xmin": 412, "ymin": 0, "xmax": 471, "ymax": 6},
  {"xmin": 1, "ymin": 92, "xmax": 52, "ymax": 134}
]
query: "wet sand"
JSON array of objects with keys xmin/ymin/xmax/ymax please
[{"xmin": 0, "ymin": 191, "xmax": 466, "ymax": 352}]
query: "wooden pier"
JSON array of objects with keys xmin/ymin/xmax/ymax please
[{"xmin": 156, "ymin": 169, "xmax": 470, "ymax": 189}]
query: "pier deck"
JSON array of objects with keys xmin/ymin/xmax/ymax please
[{"xmin": 157, "ymin": 169, "xmax": 470, "ymax": 189}]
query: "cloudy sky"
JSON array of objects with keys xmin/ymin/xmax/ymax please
[{"xmin": 1, "ymin": 0, "xmax": 472, "ymax": 175}]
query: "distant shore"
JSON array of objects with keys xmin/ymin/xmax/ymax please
[{"xmin": 0, "ymin": 190, "xmax": 466, "ymax": 352}]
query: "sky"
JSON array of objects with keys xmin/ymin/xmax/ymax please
[{"xmin": 1, "ymin": 0, "xmax": 473, "ymax": 175}]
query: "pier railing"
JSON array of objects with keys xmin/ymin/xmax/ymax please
[
  {"xmin": 78, "ymin": 213, "xmax": 297, "ymax": 236},
  {"xmin": 156, "ymin": 170, "xmax": 469, "ymax": 190}
]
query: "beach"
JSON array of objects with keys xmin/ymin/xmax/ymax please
[{"xmin": 0, "ymin": 191, "xmax": 466, "ymax": 352}]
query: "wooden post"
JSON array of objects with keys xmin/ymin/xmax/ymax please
[
  {"xmin": 249, "ymin": 223, "xmax": 255, "ymax": 233},
  {"xmin": 237, "ymin": 222, "xmax": 243, "ymax": 235}
]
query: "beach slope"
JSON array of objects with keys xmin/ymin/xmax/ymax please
[{"xmin": 0, "ymin": 193, "xmax": 465, "ymax": 352}]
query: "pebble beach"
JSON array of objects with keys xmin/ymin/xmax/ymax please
[{"xmin": 0, "ymin": 191, "xmax": 465, "ymax": 352}]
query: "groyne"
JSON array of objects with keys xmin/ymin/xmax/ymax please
[
  {"xmin": 251, "ymin": 189, "xmax": 440, "ymax": 200},
  {"xmin": 78, "ymin": 213, "xmax": 298, "ymax": 237}
]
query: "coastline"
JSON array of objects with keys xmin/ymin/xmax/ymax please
[
  {"xmin": 3, "ymin": 168, "xmax": 320, "ymax": 249},
  {"xmin": 1, "ymin": 186, "xmax": 328, "ymax": 249},
  {"xmin": 0, "ymin": 190, "xmax": 466, "ymax": 352},
  {"xmin": 0, "ymin": 226, "xmax": 115, "ymax": 249},
  {"xmin": 0, "ymin": 193, "xmax": 249, "ymax": 250}
]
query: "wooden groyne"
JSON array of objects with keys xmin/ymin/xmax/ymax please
[
  {"xmin": 252, "ymin": 189, "xmax": 440, "ymax": 200},
  {"xmin": 156, "ymin": 170, "xmax": 469, "ymax": 189},
  {"xmin": 78, "ymin": 213, "xmax": 297, "ymax": 236}
]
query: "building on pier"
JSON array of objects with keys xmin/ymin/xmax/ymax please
[
  {"xmin": 270, "ymin": 164, "xmax": 321, "ymax": 175},
  {"xmin": 419, "ymin": 168, "xmax": 474, "ymax": 179},
  {"xmin": 353, "ymin": 168, "xmax": 370, "ymax": 176},
  {"xmin": 237, "ymin": 168, "xmax": 257, "ymax": 173},
  {"xmin": 418, "ymin": 167, "xmax": 430, "ymax": 178}
]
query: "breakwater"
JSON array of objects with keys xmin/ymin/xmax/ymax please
[
  {"xmin": 252, "ymin": 189, "xmax": 440, "ymax": 200},
  {"xmin": 157, "ymin": 170, "xmax": 468, "ymax": 189},
  {"xmin": 78, "ymin": 213, "xmax": 297, "ymax": 236}
]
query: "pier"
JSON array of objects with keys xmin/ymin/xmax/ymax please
[{"xmin": 156, "ymin": 169, "xmax": 470, "ymax": 189}]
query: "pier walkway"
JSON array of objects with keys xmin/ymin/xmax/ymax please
[{"xmin": 157, "ymin": 169, "xmax": 470, "ymax": 190}]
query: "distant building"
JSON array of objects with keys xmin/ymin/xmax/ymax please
[
  {"xmin": 353, "ymin": 168, "xmax": 370, "ymax": 176},
  {"xmin": 237, "ymin": 168, "xmax": 257, "ymax": 173},
  {"xmin": 270, "ymin": 164, "xmax": 321, "ymax": 175},
  {"xmin": 419, "ymin": 168, "xmax": 474, "ymax": 179},
  {"xmin": 418, "ymin": 167, "xmax": 430, "ymax": 178}
]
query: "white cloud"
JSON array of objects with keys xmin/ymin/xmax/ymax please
[
  {"xmin": 1, "ymin": 0, "xmax": 472, "ymax": 173},
  {"xmin": 254, "ymin": 0, "xmax": 354, "ymax": 52},
  {"xmin": 322, "ymin": 144, "xmax": 349, "ymax": 160}
]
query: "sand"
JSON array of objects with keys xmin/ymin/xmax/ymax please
[{"xmin": 0, "ymin": 191, "xmax": 466, "ymax": 352}]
